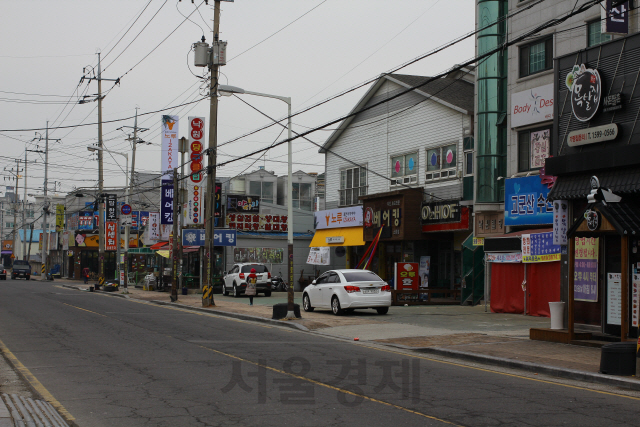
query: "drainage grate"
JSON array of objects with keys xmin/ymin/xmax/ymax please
[{"xmin": 1, "ymin": 393, "xmax": 69, "ymax": 427}]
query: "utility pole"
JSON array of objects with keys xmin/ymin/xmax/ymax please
[
  {"xmin": 22, "ymin": 150, "xmax": 27, "ymax": 260},
  {"xmin": 119, "ymin": 108, "xmax": 148, "ymax": 287},
  {"xmin": 41, "ymin": 122, "xmax": 49, "ymax": 280},
  {"xmin": 13, "ymin": 159, "xmax": 22, "ymax": 264},
  {"xmin": 179, "ymin": 136, "xmax": 187, "ymax": 294},
  {"xmin": 171, "ymin": 167, "xmax": 179, "ymax": 302},
  {"xmin": 83, "ymin": 53, "xmax": 119, "ymax": 287},
  {"xmin": 205, "ymin": 0, "xmax": 222, "ymax": 304}
]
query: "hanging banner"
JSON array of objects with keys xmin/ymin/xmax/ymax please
[
  {"xmin": 48, "ymin": 232, "xmax": 58, "ymax": 252},
  {"xmin": 553, "ymin": 200, "xmax": 569, "ymax": 246},
  {"xmin": 55, "ymin": 204, "xmax": 65, "ymax": 231},
  {"xmin": 486, "ymin": 253, "xmax": 523, "ymax": 263},
  {"xmin": 185, "ymin": 116, "xmax": 206, "ymax": 225},
  {"xmin": 633, "ymin": 274, "xmax": 640, "ymax": 327},
  {"xmin": 521, "ymin": 232, "xmax": 561, "ymax": 263},
  {"xmin": 574, "ymin": 237, "xmax": 599, "ymax": 302},
  {"xmin": 307, "ymin": 247, "xmax": 330, "ymax": 265},
  {"xmin": 148, "ymin": 212, "xmax": 160, "ymax": 240},
  {"xmin": 234, "ymin": 247, "xmax": 284, "ymax": 264},
  {"xmin": 62, "ymin": 231, "xmax": 70, "ymax": 251},
  {"xmin": 601, "ymin": 0, "xmax": 629, "ymax": 35},
  {"xmin": 161, "ymin": 180, "xmax": 174, "ymax": 225},
  {"xmin": 419, "ymin": 256, "xmax": 431, "ymax": 288},
  {"xmin": 161, "ymin": 115, "xmax": 178, "ymax": 179}
]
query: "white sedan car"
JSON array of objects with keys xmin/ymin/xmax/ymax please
[{"xmin": 302, "ymin": 269, "xmax": 392, "ymax": 315}]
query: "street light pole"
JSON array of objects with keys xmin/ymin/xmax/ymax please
[
  {"xmin": 97, "ymin": 53, "xmax": 105, "ymax": 287},
  {"xmin": 217, "ymin": 85, "xmax": 295, "ymax": 318}
]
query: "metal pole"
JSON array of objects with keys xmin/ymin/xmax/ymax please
[
  {"xmin": 124, "ymin": 108, "xmax": 138, "ymax": 288},
  {"xmin": 172, "ymin": 167, "xmax": 179, "ymax": 302},
  {"xmin": 12, "ymin": 159, "xmax": 19, "ymax": 266},
  {"xmin": 286, "ymin": 100, "xmax": 295, "ymax": 318},
  {"xmin": 22, "ymin": 150, "xmax": 27, "ymax": 260},
  {"xmin": 179, "ymin": 137, "xmax": 186, "ymax": 293},
  {"xmin": 205, "ymin": 0, "xmax": 221, "ymax": 304},
  {"xmin": 98, "ymin": 52, "xmax": 105, "ymax": 287},
  {"xmin": 41, "ymin": 122, "xmax": 49, "ymax": 280}
]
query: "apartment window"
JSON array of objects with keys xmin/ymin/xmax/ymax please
[
  {"xmin": 518, "ymin": 127, "xmax": 551, "ymax": 172},
  {"xmin": 292, "ymin": 182, "xmax": 313, "ymax": 211},
  {"xmin": 5, "ymin": 222, "xmax": 13, "ymax": 228},
  {"xmin": 425, "ymin": 144, "xmax": 457, "ymax": 181},
  {"xmin": 588, "ymin": 20, "xmax": 612, "ymax": 47},
  {"xmin": 390, "ymin": 152, "xmax": 418, "ymax": 186},
  {"xmin": 519, "ymin": 37, "xmax": 553, "ymax": 77},
  {"xmin": 339, "ymin": 166, "xmax": 367, "ymax": 206},
  {"xmin": 26, "ymin": 210, "xmax": 34, "ymax": 218},
  {"xmin": 463, "ymin": 136, "xmax": 474, "ymax": 176},
  {"xmin": 248, "ymin": 181, "xmax": 274, "ymax": 204}
]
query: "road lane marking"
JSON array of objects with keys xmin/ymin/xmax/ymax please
[
  {"xmin": 62, "ymin": 303, "xmax": 107, "ymax": 317},
  {"xmin": 0, "ymin": 337, "xmax": 75, "ymax": 422},
  {"xmin": 195, "ymin": 343, "xmax": 463, "ymax": 426}
]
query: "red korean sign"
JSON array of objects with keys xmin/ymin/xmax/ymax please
[
  {"xmin": 394, "ymin": 262, "xmax": 419, "ymax": 291},
  {"xmin": 186, "ymin": 116, "xmax": 205, "ymax": 225},
  {"xmin": 105, "ymin": 221, "xmax": 118, "ymax": 251}
]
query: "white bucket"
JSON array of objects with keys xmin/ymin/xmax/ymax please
[{"xmin": 549, "ymin": 301, "xmax": 566, "ymax": 330}]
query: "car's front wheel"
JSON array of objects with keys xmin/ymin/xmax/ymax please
[
  {"xmin": 376, "ymin": 307, "xmax": 389, "ymax": 315},
  {"xmin": 302, "ymin": 294, "xmax": 314, "ymax": 312},
  {"xmin": 331, "ymin": 296, "xmax": 344, "ymax": 316}
]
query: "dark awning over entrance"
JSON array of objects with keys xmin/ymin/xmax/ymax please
[{"xmin": 548, "ymin": 167, "xmax": 640, "ymax": 201}]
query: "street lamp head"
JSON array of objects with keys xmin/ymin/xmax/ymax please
[
  {"xmin": 87, "ymin": 146, "xmax": 98, "ymax": 152},
  {"xmin": 218, "ymin": 85, "xmax": 245, "ymax": 96}
]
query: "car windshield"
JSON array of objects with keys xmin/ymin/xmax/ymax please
[
  {"xmin": 241, "ymin": 265, "xmax": 269, "ymax": 273},
  {"xmin": 341, "ymin": 271, "xmax": 383, "ymax": 282}
]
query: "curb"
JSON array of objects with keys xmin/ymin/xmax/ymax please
[
  {"xmin": 60, "ymin": 285, "xmax": 309, "ymax": 332},
  {"xmin": 385, "ymin": 343, "xmax": 640, "ymax": 392}
]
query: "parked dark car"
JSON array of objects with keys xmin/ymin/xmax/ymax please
[
  {"xmin": 0, "ymin": 264, "xmax": 6, "ymax": 280},
  {"xmin": 11, "ymin": 260, "xmax": 31, "ymax": 280}
]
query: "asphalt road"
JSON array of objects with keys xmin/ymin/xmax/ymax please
[{"xmin": 1, "ymin": 279, "xmax": 639, "ymax": 427}]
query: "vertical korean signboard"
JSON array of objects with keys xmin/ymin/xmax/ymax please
[
  {"xmin": 552, "ymin": 200, "xmax": 568, "ymax": 246},
  {"xmin": 148, "ymin": 212, "xmax": 160, "ymax": 240},
  {"xmin": 105, "ymin": 194, "xmax": 117, "ymax": 251},
  {"xmin": 161, "ymin": 115, "xmax": 178, "ymax": 224},
  {"xmin": 185, "ymin": 116, "xmax": 205, "ymax": 225},
  {"xmin": 394, "ymin": 262, "xmax": 419, "ymax": 291},
  {"xmin": 574, "ymin": 237, "xmax": 598, "ymax": 302},
  {"xmin": 55, "ymin": 204, "xmax": 65, "ymax": 232}
]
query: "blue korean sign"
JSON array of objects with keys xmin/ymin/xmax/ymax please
[
  {"xmin": 182, "ymin": 229, "xmax": 237, "ymax": 247},
  {"xmin": 522, "ymin": 232, "xmax": 561, "ymax": 263},
  {"xmin": 504, "ymin": 176, "xmax": 553, "ymax": 226},
  {"xmin": 161, "ymin": 179, "xmax": 173, "ymax": 225}
]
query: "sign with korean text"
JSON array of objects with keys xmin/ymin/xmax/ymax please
[
  {"xmin": 181, "ymin": 228, "xmax": 237, "ymax": 247},
  {"xmin": 473, "ymin": 237, "xmax": 485, "ymax": 246},
  {"xmin": 574, "ymin": 237, "xmax": 599, "ymax": 302},
  {"xmin": 161, "ymin": 180, "xmax": 173, "ymax": 224},
  {"xmin": 314, "ymin": 206, "xmax": 363, "ymax": 230},
  {"xmin": 105, "ymin": 194, "xmax": 117, "ymax": 221},
  {"xmin": 510, "ymin": 84, "xmax": 554, "ymax": 128},
  {"xmin": 521, "ymin": 232, "xmax": 561, "ymax": 263},
  {"xmin": 215, "ymin": 182, "xmax": 222, "ymax": 218},
  {"xmin": 185, "ymin": 116, "xmax": 205, "ymax": 225},
  {"xmin": 633, "ymin": 274, "xmax": 640, "ymax": 327},
  {"xmin": 364, "ymin": 199, "xmax": 402, "ymax": 238},
  {"xmin": 227, "ymin": 194, "xmax": 260, "ymax": 213},
  {"xmin": 62, "ymin": 231, "xmax": 70, "ymax": 251},
  {"xmin": 607, "ymin": 273, "xmax": 622, "ymax": 325},
  {"xmin": 486, "ymin": 253, "xmax": 523, "ymax": 263},
  {"xmin": 2, "ymin": 240, "xmax": 12, "ymax": 251},
  {"xmin": 105, "ymin": 221, "xmax": 117, "ymax": 251},
  {"xmin": 234, "ymin": 247, "xmax": 284, "ymax": 264},
  {"xmin": 307, "ymin": 247, "xmax": 330, "ymax": 265},
  {"xmin": 565, "ymin": 65, "xmax": 601, "ymax": 122},
  {"xmin": 530, "ymin": 129, "xmax": 550, "ymax": 169},
  {"xmin": 226, "ymin": 213, "xmax": 288, "ymax": 232},
  {"xmin": 161, "ymin": 115, "xmax": 178, "ymax": 178},
  {"xmin": 567, "ymin": 123, "xmax": 618, "ymax": 147},
  {"xmin": 394, "ymin": 262, "xmax": 419, "ymax": 291},
  {"xmin": 601, "ymin": 0, "xmax": 629, "ymax": 35},
  {"xmin": 504, "ymin": 176, "xmax": 553, "ymax": 226},
  {"xmin": 55, "ymin": 204, "xmax": 65, "ymax": 231},
  {"xmin": 553, "ymin": 200, "xmax": 569, "ymax": 246},
  {"xmin": 475, "ymin": 212, "xmax": 505, "ymax": 236},
  {"xmin": 148, "ymin": 212, "xmax": 160, "ymax": 240}
]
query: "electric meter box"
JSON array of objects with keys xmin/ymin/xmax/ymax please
[
  {"xmin": 193, "ymin": 41, "xmax": 210, "ymax": 67},
  {"xmin": 213, "ymin": 41, "xmax": 227, "ymax": 66}
]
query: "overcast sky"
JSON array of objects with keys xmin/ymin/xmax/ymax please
[{"xmin": 0, "ymin": 0, "xmax": 475, "ymax": 201}]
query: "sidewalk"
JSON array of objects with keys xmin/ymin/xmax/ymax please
[{"xmin": 60, "ymin": 280, "xmax": 640, "ymax": 391}]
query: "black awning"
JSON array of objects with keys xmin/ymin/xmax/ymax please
[
  {"xmin": 548, "ymin": 167, "xmax": 640, "ymax": 201},
  {"xmin": 568, "ymin": 201, "xmax": 640, "ymax": 237}
]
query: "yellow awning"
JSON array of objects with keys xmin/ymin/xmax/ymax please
[
  {"xmin": 156, "ymin": 250, "xmax": 170, "ymax": 258},
  {"xmin": 309, "ymin": 227, "xmax": 364, "ymax": 247}
]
